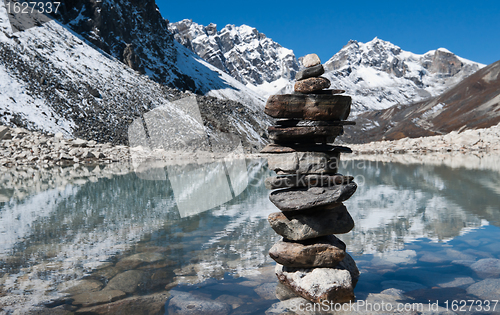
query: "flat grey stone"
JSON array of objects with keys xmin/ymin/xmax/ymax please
[
  {"xmin": 106, "ymin": 270, "xmax": 146, "ymax": 293},
  {"xmin": 295, "ymin": 64, "xmax": 324, "ymax": 81},
  {"xmin": 466, "ymin": 279, "xmax": 500, "ymax": 301},
  {"xmin": 437, "ymin": 276, "xmax": 475, "ymax": 288},
  {"xmin": 269, "ymin": 235, "xmax": 346, "ymax": 268},
  {"xmin": 254, "ymin": 282, "xmax": 278, "ymax": 300},
  {"xmin": 268, "ymin": 204, "xmax": 354, "ymax": 240},
  {"xmin": 269, "ymin": 183, "xmax": 357, "ymax": 212},
  {"xmin": 71, "ymin": 290, "xmax": 127, "ymax": 307},
  {"xmin": 60, "ymin": 279, "xmax": 103, "ymax": 295},
  {"xmin": 75, "ymin": 291, "xmax": 170, "ymax": 314},
  {"xmin": 266, "ymin": 151, "xmax": 340, "ymax": 174}
]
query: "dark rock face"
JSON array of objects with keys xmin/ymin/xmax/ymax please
[
  {"xmin": 268, "ymin": 204, "xmax": 355, "ymax": 240},
  {"xmin": 269, "ymin": 235, "xmax": 346, "ymax": 267},
  {"xmin": 57, "ymin": 0, "xmax": 196, "ymax": 91},
  {"xmin": 428, "ymin": 49, "xmax": 463, "ymax": 76},
  {"xmin": 269, "ymin": 183, "xmax": 357, "ymax": 211}
]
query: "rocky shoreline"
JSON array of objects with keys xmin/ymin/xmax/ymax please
[
  {"xmin": 2, "ymin": 122, "xmax": 500, "ymax": 168},
  {"xmin": 346, "ymin": 123, "xmax": 500, "ymax": 154}
]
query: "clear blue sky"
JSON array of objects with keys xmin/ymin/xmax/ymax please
[{"xmin": 158, "ymin": 0, "xmax": 499, "ymax": 65}]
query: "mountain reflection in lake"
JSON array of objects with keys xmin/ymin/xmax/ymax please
[{"xmin": 1, "ymin": 153, "xmax": 500, "ymax": 313}]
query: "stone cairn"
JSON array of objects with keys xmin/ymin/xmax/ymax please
[{"xmin": 261, "ymin": 53, "xmax": 360, "ymax": 304}]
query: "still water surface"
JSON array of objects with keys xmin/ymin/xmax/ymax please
[{"xmin": 1, "ymin": 154, "xmax": 500, "ymax": 313}]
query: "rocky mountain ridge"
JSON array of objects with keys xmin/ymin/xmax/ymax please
[
  {"xmin": 305, "ymin": 38, "xmax": 484, "ymax": 113},
  {"xmin": 169, "ymin": 22, "xmax": 485, "ymax": 113},
  {"xmin": 0, "ymin": 2, "xmax": 270, "ymax": 150},
  {"xmin": 168, "ymin": 19, "xmax": 300, "ymax": 96},
  {"xmin": 56, "ymin": 0, "xmax": 265, "ymax": 108},
  {"xmin": 341, "ymin": 59, "xmax": 500, "ymax": 143}
]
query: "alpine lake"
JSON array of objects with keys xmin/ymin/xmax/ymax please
[{"xmin": 1, "ymin": 152, "xmax": 500, "ymax": 314}]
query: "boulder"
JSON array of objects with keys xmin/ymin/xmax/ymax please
[
  {"xmin": 268, "ymin": 204, "xmax": 355, "ymax": 240},
  {"xmin": 294, "ymin": 77, "xmax": 330, "ymax": 93},
  {"xmin": 0, "ymin": 126, "xmax": 12, "ymax": 140},
  {"xmin": 75, "ymin": 291, "xmax": 170, "ymax": 315},
  {"xmin": 269, "ymin": 235, "xmax": 346, "ymax": 268},
  {"xmin": 269, "ymin": 183, "xmax": 357, "ymax": 211},
  {"xmin": 71, "ymin": 290, "xmax": 127, "ymax": 307},
  {"xmin": 106, "ymin": 270, "xmax": 146, "ymax": 293},
  {"xmin": 265, "ymin": 94, "xmax": 351, "ymax": 121},
  {"xmin": 470, "ymin": 258, "xmax": 500, "ymax": 278},
  {"xmin": 167, "ymin": 290, "xmax": 231, "ymax": 315}
]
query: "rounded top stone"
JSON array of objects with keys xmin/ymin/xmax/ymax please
[{"xmin": 302, "ymin": 54, "xmax": 321, "ymax": 68}]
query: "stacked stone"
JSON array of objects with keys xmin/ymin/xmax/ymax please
[{"xmin": 261, "ymin": 54, "xmax": 360, "ymax": 304}]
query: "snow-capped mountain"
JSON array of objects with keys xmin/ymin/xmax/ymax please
[
  {"xmin": 340, "ymin": 59, "xmax": 500, "ymax": 143},
  {"xmin": 169, "ymin": 23, "xmax": 485, "ymax": 113},
  {"xmin": 55, "ymin": 0, "xmax": 266, "ymax": 108},
  {"xmin": 319, "ymin": 38, "xmax": 485, "ymax": 113},
  {"xmin": 168, "ymin": 19, "xmax": 300, "ymax": 97},
  {"xmin": 0, "ymin": 1, "xmax": 269, "ymax": 148}
]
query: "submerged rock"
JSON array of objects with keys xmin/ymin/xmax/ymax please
[
  {"xmin": 71, "ymin": 290, "xmax": 127, "ymax": 307},
  {"xmin": 74, "ymin": 291, "xmax": 170, "ymax": 314},
  {"xmin": 470, "ymin": 258, "xmax": 500, "ymax": 279},
  {"xmin": 466, "ymin": 279, "xmax": 500, "ymax": 300},
  {"xmin": 106, "ymin": 270, "xmax": 146, "ymax": 293},
  {"xmin": 167, "ymin": 290, "xmax": 231, "ymax": 315}
]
